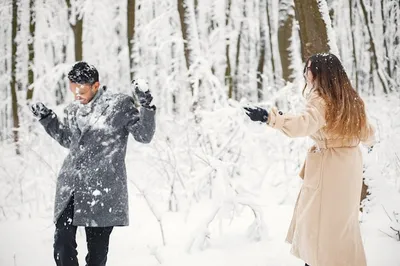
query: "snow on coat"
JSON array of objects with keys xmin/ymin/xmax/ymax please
[{"xmin": 39, "ymin": 88, "xmax": 156, "ymax": 227}]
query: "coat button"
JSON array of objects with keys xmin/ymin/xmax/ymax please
[{"xmin": 76, "ymin": 165, "xmax": 81, "ymax": 170}]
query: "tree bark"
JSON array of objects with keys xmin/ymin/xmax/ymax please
[
  {"xmin": 349, "ymin": 0, "xmax": 359, "ymax": 90},
  {"xmin": 360, "ymin": 179, "xmax": 369, "ymax": 212},
  {"xmin": 233, "ymin": 0, "xmax": 246, "ymax": 100},
  {"xmin": 278, "ymin": 0, "xmax": 294, "ymax": 83},
  {"xmin": 55, "ymin": 44, "xmax": 67, "ymax": 105},
  {"xmin": 380, "ymin": 0, "xmax": 391, "ymax": 78},
  {"xmin": 194, "ymin": 0, "xmax": 199, "ymax": 21},
  {"xmin": 66, "ymin": 0, "xmax": 83, "ymax": 61},
  {"xmin": 225, "ymin": 0, "xmax": 233, "ymax": 98},
  {"xmin": 266, "ymin": 1, "xmax": 277, "ymax": 86},
  {"xmin": 257, "ymin": 0, "xmax": 266, "ymax": 101},
  {"xmin": 11, "ymin": 0, "xmax": 21, "ymax": 155},
  {"xmin": 127, "ymin": 0, "xmax": 136, "ymax": 81},
  {"xmin": 177, "ymin": 0, "xmax": 191, "ymax": 72},
  {"xmin": 359, "ymin": 0, "xmax": 389, "ymax": 94},
  {"xmin": 177, "ymin": 0, "xmax": 200, "ymax": 99},
  {"xmin": 26, "ymin": 0, "xmax": 35, "ymax": 101},
  {"xmin": 293, "ymin": 0, "xmax": 330, "ymax": 61}
]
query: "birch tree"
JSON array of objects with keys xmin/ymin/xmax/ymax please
[{"xmin": 11, "ymin": 0, "xmax": 20, "ymax": 155}]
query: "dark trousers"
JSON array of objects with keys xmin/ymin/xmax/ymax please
[{"xmin": 53, "ymin": 197, "xmax": 113, "ymax": 266}]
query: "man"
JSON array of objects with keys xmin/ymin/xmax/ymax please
[{"xmin": 31, "ymin": 62, "xmax": 156, "ymax": 266}]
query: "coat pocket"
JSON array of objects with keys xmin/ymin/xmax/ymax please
[{"xmin": 303, "ymin": 149, "xmax": 323, "ymax": 189}]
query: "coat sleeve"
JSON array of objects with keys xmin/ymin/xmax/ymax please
[
  {"xmin": 121, "ymin": 96, "xmax": 156, "ymax": 143},
  {"xmin": 39, "ymin": 108, "xmax": 72, "ymax": 148},
  {"xmin": 360, "ymin": 121, "xmax": 376, "ymax": 147},
  {"xmin": 267, "ymin": 94, "xmax": 326, "ymax": 138}
]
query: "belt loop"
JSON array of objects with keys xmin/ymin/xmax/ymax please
[
  {"xmin": 315, "ymin": 140, "xmax": 322, "ymax": 152},
  {"xmin": 315, "ymin": 140, "xmax": 321, "ymax": 150}
]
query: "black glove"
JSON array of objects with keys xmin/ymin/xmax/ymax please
[
  {"xmin": 136, "ymin": 89, "xmax": 154, "ymax": 108},
  {"xmin": 244, "ymin": 107, "xmax": 269, "ymax": 123},
  {"xmin": 132, "ymin": 79, "xmax": 155, "ymax": 110},
  {"xmin": 31, "ymin": 102, "xmax": 52, "ymax": 119}
]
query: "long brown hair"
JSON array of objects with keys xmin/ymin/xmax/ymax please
[{"xmin": 303, "ymin": 53, "xmax": 367, "ymax": 139}]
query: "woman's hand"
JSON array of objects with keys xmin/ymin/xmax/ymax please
[{"xmin": 244, "ymin": 107, "xmax": 269, "ymax": 123}]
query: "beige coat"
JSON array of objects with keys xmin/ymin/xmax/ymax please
[{"xmin": 267, "ymin": 91, "xmax": 375, "ymax": 266}]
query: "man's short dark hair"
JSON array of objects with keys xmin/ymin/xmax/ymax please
[{"xmin": 68, "ymin": 62, "xmax": 99, "ymax": 85}]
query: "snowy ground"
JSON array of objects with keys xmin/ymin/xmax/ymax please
[
  {"xmin": 1, "ymin": 96, "xmax": 400, "ymax": 265},
  {"xmin": 1, "ymin": 193, "xmax": 400, "ymax": 266}
]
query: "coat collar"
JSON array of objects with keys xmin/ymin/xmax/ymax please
[{"xmin": 77, "ymin": 87, "xmax": 111, "ymax": 139}]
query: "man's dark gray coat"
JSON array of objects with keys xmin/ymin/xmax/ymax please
[{"xmin": 39, "ymin": 88, "xmax": 155, "ymax": 227}]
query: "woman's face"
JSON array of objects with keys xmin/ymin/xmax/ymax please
[{"xmin": 304, "ymin": 61, "xmax": 314, "ymax": 87}]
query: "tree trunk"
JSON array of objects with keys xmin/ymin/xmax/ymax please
[
  {"xmin": 278, "ymin": 0, "xmax": 294, "ymax": 83},
  {"xmin": 257, "ymin": 0, "xmax": 266, "ymax": 101},
  {"xmin": 73, "ymin": 21, "xmax": 83, "ymax": 62},
  {"xmin": 359, "ymin": 0, "xmax": 389, "ymax": 94},
  {"xmin": 55, "ymin": 44, "xmax": 67, "ymax": 105},
  {"xmin": 360, "ymin": 179, "xmax": 369, "ymax": 211},
  {"xmin": 11, "ymin": 0, "xmax": 21, "ymax": 155},
  {"xmin": 349, "ymin": 0, "xmax": 359, "ymax": 90},
  {"xmin": 194, "ymin": 0, "xmax": 199, "ymax": 21},
  {"xmin": 233, "ymin": 0, "xmax": 246, "ymax": 100},
  {"xmin": 177, "ymin": 0, "xmax": 200, "ymax": 98},
  {"xmin": 177, "ymin": 0, "xmax": 191, "ymax": 72},
  {"xmin": 127, "ymin": 0, "xmax": 136, "ymax": 81},
  {"xmin": 225, "ymin": 0, "xmax": 233, "ymax": 98},
  {"xmin": 26, "ymin": 0, "xmax": 35, "ymax": 101},
  {"xmin": 293, "ymin": 0, "xmax": 330, "ymax": 60},
  {"xmin": 208, "ymin": 0, "xmax": 217, "ymax": 76},
  {"xmin": 66, "ymin": 0, "xmax": 83, "ymax": 61},
  {"xmin": 266, "ymin": 1, "xmax": 277, "ymax": 86},
  {"xmin": 380, "ymin": 0, "xmax": 391, "ymax": 78}
]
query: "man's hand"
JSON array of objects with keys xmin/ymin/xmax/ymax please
[
  {"xmin": 136, "ymin": 89, "xmax": 153, "ymax": 107},
  {"xmin": 31, "ymin": 102, "xmax": 52, "ymax": 119},
  {"xmin": 132, "ymin": 79, "xmax": 155, "ymax": 110},
  {"xmin": 244, "ymin": 107, "xmax": 269, "ymax": 123}
]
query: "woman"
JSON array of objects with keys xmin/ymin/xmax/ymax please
[{"xmin": 245, "ymin": 53, "xmax": 375, "ymax": 266}]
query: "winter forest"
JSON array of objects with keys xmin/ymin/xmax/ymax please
[{"xmin": 0, "ymin": 0, "xmax": 400, "ymax": 265}]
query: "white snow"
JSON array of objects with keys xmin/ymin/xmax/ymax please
[
  {"xmin": 1, "ymin": 92, "xmax": 399, "ymax": 265},
  {"xmin": 89, "ymin": 199, "xmax": 98, "ymax": 207},
  {"xmin": 0, "ymin": 0, "xmax": 399, "ymax": 265},
  {"xmin": 92, "ymin": 189, "xmax": 102, "ymax": 196}
]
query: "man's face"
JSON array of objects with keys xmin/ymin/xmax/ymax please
[{"xmin": 69, "ymin": 81, "xmax": 100, "ymax": 104}]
